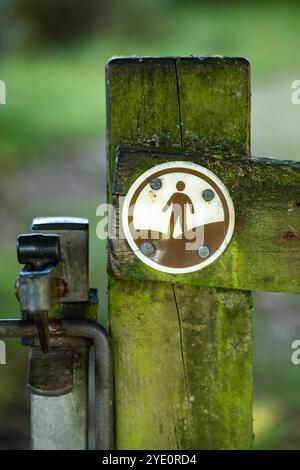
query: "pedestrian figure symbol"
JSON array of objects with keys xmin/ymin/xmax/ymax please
[
  {"xmin": 162, "ymin": 181, "xmax": 195, "ymax": 239},
  {"xmin": 122, "ymin": 162, "xmax": 235, "ymax": 274}
]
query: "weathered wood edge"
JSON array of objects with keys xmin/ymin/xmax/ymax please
[
  {"xmin": 112, "ymin": 145, "xmax": 300, "ymax": 195},
  {"xmin": 107, "ymin": 55, "xmax": 250, "ymax": 66}
]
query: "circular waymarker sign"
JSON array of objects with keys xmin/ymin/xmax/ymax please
[{"xmin": 122, "ymin": 161, "xmax": 235, "ymax": 274}]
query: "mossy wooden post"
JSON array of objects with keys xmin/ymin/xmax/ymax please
[{"xmin": 107, "ymin": 57, "xmax": 253, "ymax": 449}]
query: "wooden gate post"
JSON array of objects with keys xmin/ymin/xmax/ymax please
[{"xmin": 107, "ymin": 57, "xmax": 253, "ymax": 449}]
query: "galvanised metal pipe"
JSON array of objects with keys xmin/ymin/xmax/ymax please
[
  {"xmin": 0, "ymin": 318, "xmax": 113, "ymax": 450},
  {"xmin": 59, "ymin": 320, "xmax": 114, "ymax": 451},
  {"xmin": 0, "ymin": 319, "xmax": 36, "ymax": 337}
]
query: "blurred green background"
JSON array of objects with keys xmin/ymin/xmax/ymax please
[{"xmin": 1, "ymin": 0, "xmax": 300, "ymax": 450}]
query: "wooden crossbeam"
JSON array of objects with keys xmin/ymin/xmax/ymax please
[{"xmin": 110, "ymin": 148, "xmax": 300, "ymax": 294}]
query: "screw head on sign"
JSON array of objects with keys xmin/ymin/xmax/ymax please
[
  {"xmin": 202, "ymin": 189, "xmax": 215, "ymax": 201},
  {"xmin": 140, "ymin": 242, "xmax": 155, "ymax": 256},
  {"xmin": 197, "ymin": 245, "xmax": 210, "ymax": 259},
  {"xmin": 150, "ymin": 178, "xmax": 162, "ymax": 190}
]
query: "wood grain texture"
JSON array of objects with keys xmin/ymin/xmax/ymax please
[
  {"xmin": 110, "ymin": 148, "xmax": 300, "ymax": 294},
  {"xmin": 107, "ymin": 57, "xmax": 253, "ymax": 449}
]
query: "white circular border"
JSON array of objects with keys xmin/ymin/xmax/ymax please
[{"xmin": 122, "ymin": 161, "xmax": 235, "ymax": 274}]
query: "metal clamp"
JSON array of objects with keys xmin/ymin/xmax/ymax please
[{"xmin": 16, "ymin": 217, "xmax": 89, "ymax": 352}]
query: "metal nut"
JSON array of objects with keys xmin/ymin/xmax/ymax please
[
  {"xmin": 150, "ymin": 178, "xmax": 162, "ymax": 190},
  {"xmin": 197, "ymin": 245, "xmax": 210, "ymax": 259},
  {"xmin": 140, "ymin": 242, "xmax": 155, "ymax": 256},
  {"xmin": 202, "ymin": 189, "xmax": 215, "ymax": 201}
]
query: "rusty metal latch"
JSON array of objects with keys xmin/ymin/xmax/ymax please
[
  {"xmin": 16, "ymin": 217, "xmax": 89, "ymax": 352},
  {"xmin": 0, "ymin": 217, "xmax": 113, "ymax": 450}
]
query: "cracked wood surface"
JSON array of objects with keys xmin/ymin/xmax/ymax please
[
  {"xmin": 110, "ymin": 148, "xmax": 300, "ymax": 293},
  {"xmin": 107, "ymin": 57, "xmax": 253, "ymax": 449}
]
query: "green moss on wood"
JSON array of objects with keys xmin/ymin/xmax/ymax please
[
  {"xmin": 109, "ymin": 279, "xmax": 253, "ymax": 449},
  {"xmin": 110, "ymin": 149, "xmax": 300, "ymax": 294},
  {"xmin": 107, "ymin": 57, "xmax": 253, "ymax": 450}
]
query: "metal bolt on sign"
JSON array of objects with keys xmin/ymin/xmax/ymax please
[
  {"xmin": 150, "ymin": 177, "xmax": 162, "ymax": 190},
  {"xmin": 202, "ymin": 189, "xmax": 215, "ymax": 201},
  {"xmin": 197, "ymin": 245, "xmax": 211, "ymax": 259},
  {"xmin": 140, "ymin": 241, "xmax": 156, "ymax": 256}
]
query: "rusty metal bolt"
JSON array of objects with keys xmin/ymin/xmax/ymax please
[{"xmin": 53, "ymin": 278, "xmax": 68, "ymax": 299}]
